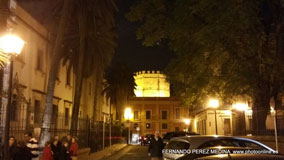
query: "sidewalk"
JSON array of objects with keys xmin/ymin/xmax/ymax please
[{"xmin": 78, "ymin": 144, "xmax": 128, "ymax": 160}]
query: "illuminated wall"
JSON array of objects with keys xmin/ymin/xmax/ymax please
[{"xmin": 134, "ymin": 71, "xmax": 170, "ymax": 97}]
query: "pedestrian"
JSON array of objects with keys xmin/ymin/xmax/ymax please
[
  {"xmin": 61, "ymin": 134, "xmax": 72, "ymax": 149},
  {"xmin": 148, "ymin": 131, "xmax": 164, "ymax": 160},
  {"xmin": 70, "ymin": 137, "xmax": 78, "ymax": 160},
  {"xmin": 24, "ymin": 132, "xmax": 39, "ymax": 160},
  {"xmin": 60, "ymin": 141, "xmax": 71, "ymax": 160},
  {"xmin": 14, "ymin": 140, "xmax": 32, "ymax": 160},
  {"xmin": 53, "ymin": 135, "xmax": 62, "ymax": 148},
  {"xmin": 51, "ymin": 139, "xmax": 60, "ymax": 160},
  {"xmin": 43, "ymin": 141, "xmax": 53, "ymax": 160},
  {"xmin": 6, "ymin": 136, "xmax": 17, "ymax": 160}
]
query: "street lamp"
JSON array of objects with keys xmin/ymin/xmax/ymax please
[
  {"xmin": 184, "ymin": 119, "xmax": 191, "ymax": 132},
  {"xmin": 124, "ymin": 107, "xmax": 133, "ymax": 144},
  {"xmin": 0, "ymin": 34, "xmax": 24, "ymax": 160},
  {"xmin": 232, "ymin": 103, "xmax": 248, "ymax": 135},
  {"xmin": 209, "ymin": 99, "xmax": 219, "ymax": 135},
  {"xmin": 270, "ymin": 107, "xmax": 278, "ymax": 152}
]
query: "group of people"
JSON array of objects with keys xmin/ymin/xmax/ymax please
[
  {"xmin": 1, "ymin": 132, "xmax": 40, "ymax": 160},
  {"xmin": 43, "ymin": 134, "xmax": 78, "ymax": 160},
  {"xmin": 1, "ymin": 133, "xmax": 78, "ymax": 160}
]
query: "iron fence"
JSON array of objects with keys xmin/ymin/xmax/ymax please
[{"xmin": 0, "ymin": 106, "xmax": 124, "ymax": 152}]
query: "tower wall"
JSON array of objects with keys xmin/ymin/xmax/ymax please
[{"xmin": 134, "ymin": 70, "xmax": 170, "ymax": 97}]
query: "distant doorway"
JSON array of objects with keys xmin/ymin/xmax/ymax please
[
  {"xmin": 224, "ymin": 119, "xmax": 231, "ymax": 135},
  {"xmin": 132, "ymin": 133, "xmax": 139, "ymax": 144}
]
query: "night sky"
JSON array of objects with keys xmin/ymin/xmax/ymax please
[
  {"xmin": 19, "ymin": 0, "xmax": 173, "ymax": 72},
  {"xmin": 114, "ymin": 0, "xmax": 173, "ymax": 72}
]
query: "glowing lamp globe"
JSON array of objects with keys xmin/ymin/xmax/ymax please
[{"xmin": 0, "ymin": 34, "xmax": 24, "ymax": 55}]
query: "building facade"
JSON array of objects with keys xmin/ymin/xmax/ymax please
[
  {"xmin": 0, "ymin": 2, "xmax": 109, "ymax": 143},
  {"xmin": 126, "ymin": 71, "xmax": 189, "ymax": 143}
]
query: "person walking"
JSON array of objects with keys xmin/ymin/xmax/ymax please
[
  {"xmin": 70, "ymin": 137, "xmax": 78, "ymax": 160},
  {"xmin": 24, "ymin": 132, "xmax": 39, "ymax": 160},
  {"xmin": 43, "ymin": 141, "xmax": 53, "ymax": 160},
  {"xmin": 148, "ymin": 131, "xmax": 164, "ymax": 160}
]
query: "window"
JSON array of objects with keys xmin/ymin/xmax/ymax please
[
  {"xmin": 162, "ymin": 110, "xmax": 167, "ymax": 120},
  {"xmin": 134, "ymin": 111, "xmax": 138, "ymax": 120},
  {"xmin": 34, "ymin": 100, "xmax": 41, "ymax": 123},
  {"xmin": 242, "ymin": 140, "xmax": 266, "ymax": 149},
  {"xmin": 176, "ymin": 108, "xmax": 180, "ymax": 119},
  {"xmin": 52, "ymin": 105, "xmax": 58, "ymax": 126},
  {"xmin": 146, "ymin": 123, "xmax": 151, "ymax": 129},
  {"xmin": 197, "ymin": 139, "xmax": 266, "ymax": 149},
  {"xmin": 146, "ymin": 110, "xmax": 151, "ymax": 119},
  {"xmin": 65, "ymin": 108, "xmax": 69, "ymax": 126},
  {"xmin": 134, "ymin": 123, "xmax": 138, "ymax": 129},
  {"xmin": 66, "ymin": 66, "xmax": 71, "ymax": 85},
  {"xmin": 162, "ymin": 123, "xmax": 168, "ymax": 129},
  {"xmin": 165, "ymin": 141, "xmax": 190, "ymax": 150},
  {"xmin": 11, "ymin": 95, "xmax": 18, "ymax": 121},
  {"xmin": 36, "ymin": 49, "xmax": 43, "ymax": 71}
]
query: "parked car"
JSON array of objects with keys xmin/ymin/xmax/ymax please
[
  {"xmin": 163, "ymin": 131, "xmax": 199, "ymax": 144},
  {"xmin": 140, "ymin": 134, "xmax": 154, "ymax": 146},
  {"xmin": 194, "ymin": 154, "xmax": 284, "ymax": 160},
  {"xmin": 163, "ymin": 135, "xmax": 276, "ymax": 160}
]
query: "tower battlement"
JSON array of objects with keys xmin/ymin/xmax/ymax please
[
  {"xmin": 135, "ymin": 70, "xmax": 162, "ymax": 76},
  {"xmin": 134, "ymin": 70, "xmax": 170, "ymax": 97}
]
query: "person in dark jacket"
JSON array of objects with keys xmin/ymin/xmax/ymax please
[
  {"xmin": 14, "ymin": 140, "xmax": 32, "ymax": 160},
  {"xmin": 8, "ymin": 136, "xmax": 17, "ymax": 160},
  {"xmin": 148, "ymin": 131, "xmax": 164, "ymax": 160},
  {"xmin": 60, "ymin": 141, "xmax": 71, "ymax": 160},
  {"xmin": 51, "ymin": 139, "xmax": 60, "ymax": 160}
]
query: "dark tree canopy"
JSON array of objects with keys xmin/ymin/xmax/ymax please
[{"xmin": 127, "ymin": 0, "xmax": 284, "ymax": 134}]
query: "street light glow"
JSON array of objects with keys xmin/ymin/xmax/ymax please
[
  {"xmin": 184, "ymin": 119, "xmax": 191, "ymax": 125},
  {"xmin": 209, "ymin": 99, "xmax": 219, "ymax": 108},
  {"xmin": 0, "ymin": 34, "xmax": 24, "ymax": 55},
  {"xmin": 224, "ymin": 110, "xmax": 232, "ymax": 115},
  {"xmin": 232, "ymin": 103, "xmax": 248, "ymax": 111},
  {"xmin": 124, "ymin": 107, "xmax": 133, "ymax": 120}
]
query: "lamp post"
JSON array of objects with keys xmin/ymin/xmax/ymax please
[
  {"xmin": 184, "ymin": 119, "xmax": 191, "ymax": 132},
  {"xmin": 124, "ymin": 107, "xmax": 133, "ymax": 145},
  {"xmin": 209, "ymin": 99, "xmax": 219, "ymax": 135},
  {"xmin": 271, "ymin": 107, "xmax": 278, "ymax": 152},
  {"xmin": 0, "ymin": 34, "xmax": 24, "ymax": 160}
]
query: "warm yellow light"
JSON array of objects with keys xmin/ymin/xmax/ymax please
[
  {"xmin": 224, "ymin": 110, "xmax": 232, "ymax": 115},
  {"xmin": 0, "ymin": 34, "xmax": 24, "ymax": 55},
  {"xmin": 184, "ymin": 119, "xmax": 191, "ymax": 125},
  {"xmin": 209, "ymin": 99, "xmax": 219, "ymax": 108},
  {"xmin": 232, "ymin": 103, "xmax": 248, "ymax": 111},
  {"xmin": 246, "ymin": 109, "xmax": 253, "ymax": 115},
  {"xmin": 124, "ymin": 108, "xmax": 133, "ymax": 120},
  {"xmin": 270, "ymin": 107, "xmax": 275, "ymax": 115},
  {"xmin": 194, "ymin": 119, "xmax": 197, "ymax": 131}
]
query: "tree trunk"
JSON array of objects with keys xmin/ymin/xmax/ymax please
[
  {"xmin": 252, "ymin": 90, "xmax": 270, "ymax": 135},
  {"xmin": 0, "ymin": 0, "xmax": 8, "ymax": 35},
  {"xmin": 39, "ymin": 0, "xmax": 73, "ymax": 148},
  {"xmin": 70, "ymin": 5, "xmax": 86, "ymax": 135},
  {"xmin": 93, "ymin": 68, "xmax": 103, "ymax": 121}
]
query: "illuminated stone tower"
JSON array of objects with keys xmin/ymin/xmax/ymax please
[{"xmin": 134, "ymin": 70, "xmax": 170, "ymax": 97}]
